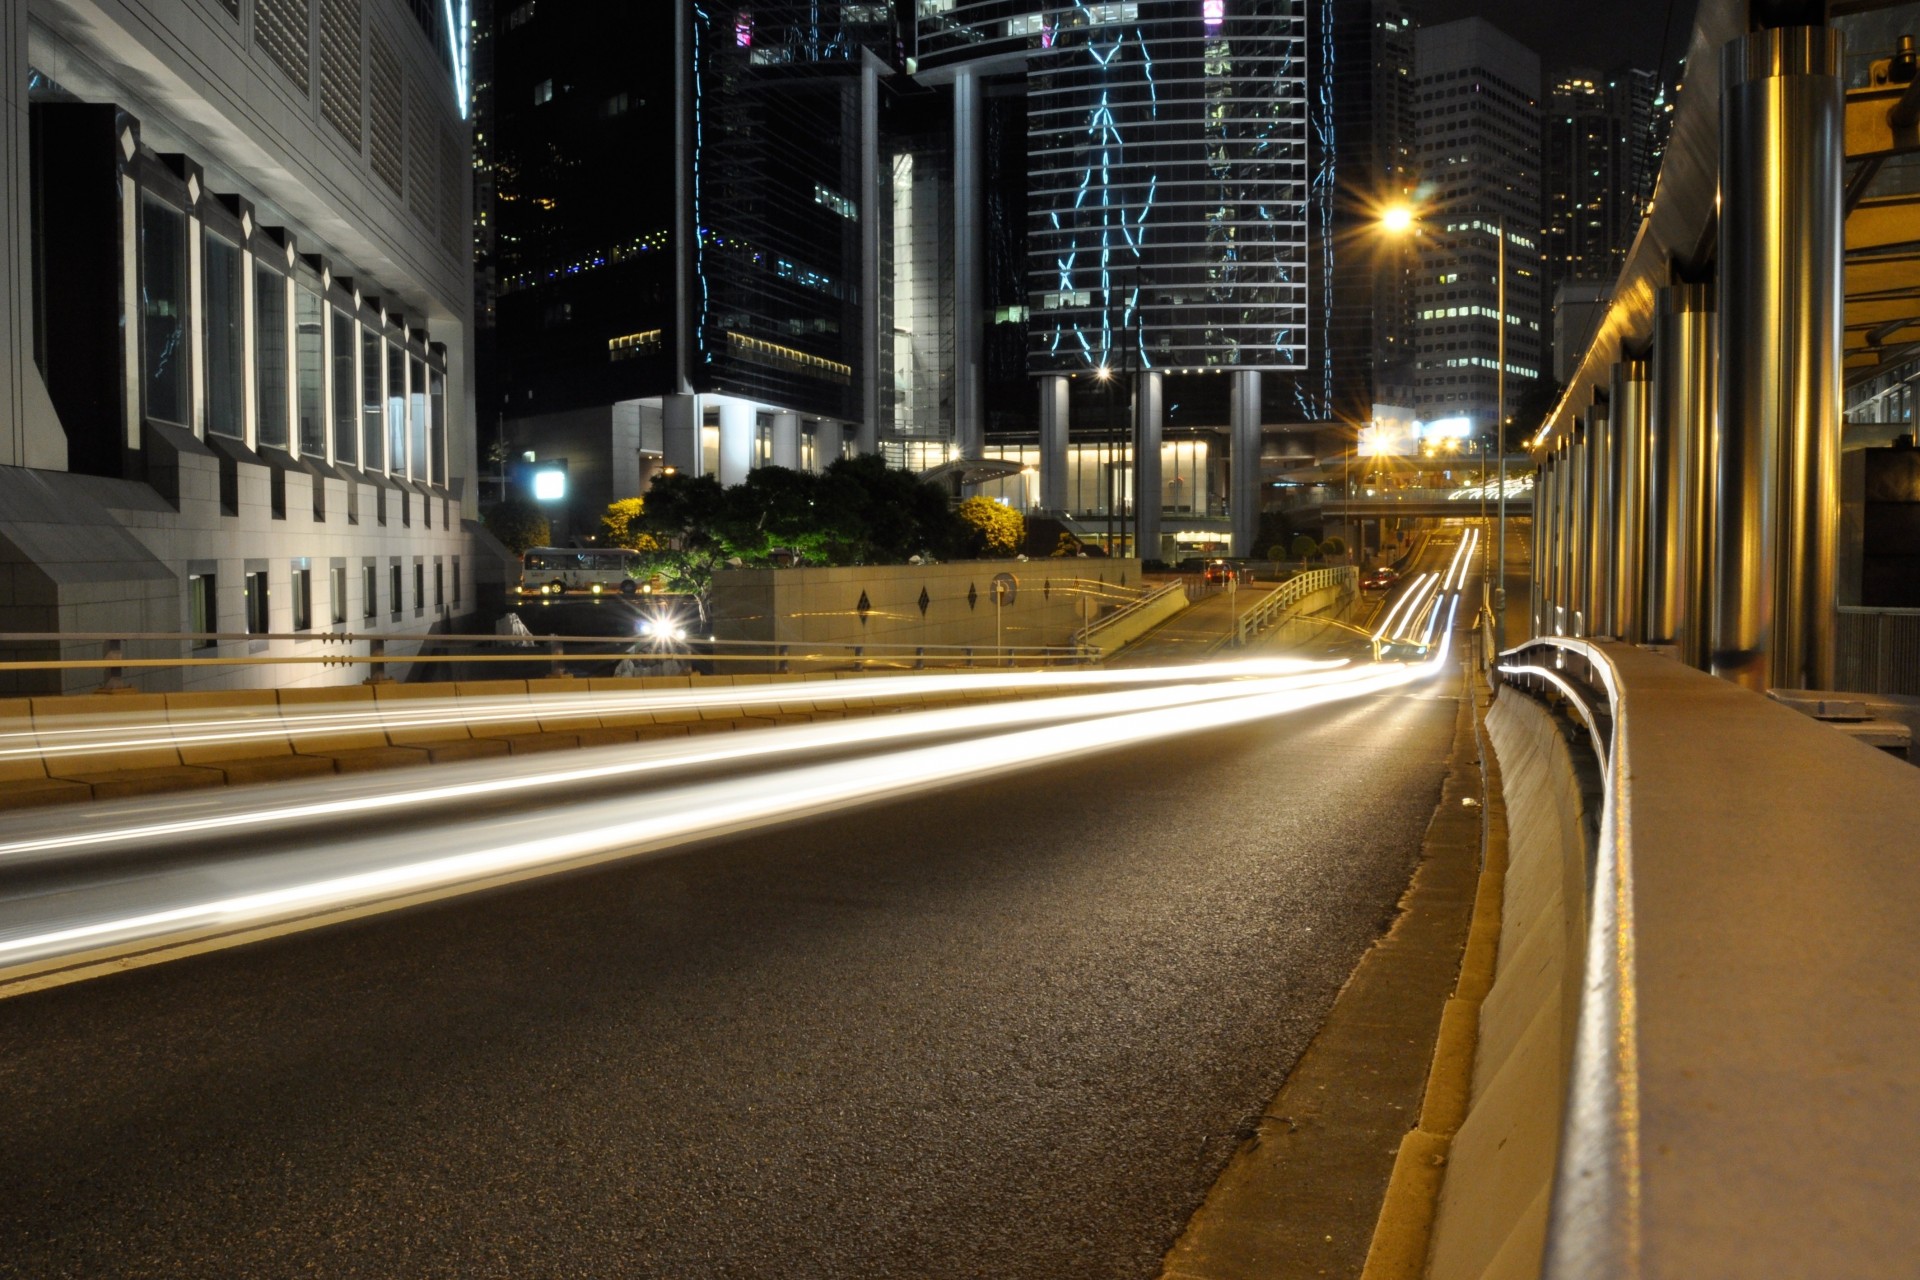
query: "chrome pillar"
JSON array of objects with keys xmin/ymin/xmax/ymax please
[
  {"xmin": 1535, "ymin": 456, "xmax": 1554, "ymax": 638},
  {"xmin": 1038, "ymin": 375, "xmax": 1070, "ymax": 514},
  {"xmin": 951, "ymin": 69, "xmax": 986, "ymax": 463},
  {"xmin": 1715, "ymin": 26, "xmax": 1845, "ymax": 690},
  {"xmin": 1610, "ymin": 358, "xmax": 1651, "ymax": 643},
  {"xmin": 1585, "ymin": 404, "xmax": 1613, "ymax": 638},
  {"xmin": 857, "ymin": 55, "xmax": 882, "ymax": 456},
  {"xmin": 1568, "ymin": 423, "xmax": 1590, "ymax": 637},
  {"xmin": 771, "ymin": 410, "xmax": 801, "ymax": 471},
  {"xmin": 1555, "ymin": 437, "xmax": 1574, "ymax": 635},
  {"xmin": 1647, "ymin": 284, "xmax": 1716, "ymax": 655},
  {"xmin": 1134, "ymin": 370, "xmax": 1164, "ymax": 561},
  {"xmin": 1230, "ymin": 370, "xmax": 1262, "ymax": 559}
]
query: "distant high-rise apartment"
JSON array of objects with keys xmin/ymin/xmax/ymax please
[{"xmin": 1410, "ymin": 18, "xmax": 1544, "ymax": 435}]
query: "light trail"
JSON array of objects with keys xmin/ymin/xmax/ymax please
[
  {"xmin": 0, "ymin": 632, "xmax": 1463, "ymax": 983},
  {"xmin": 1372, "ymin": 573, "xmax": 1436, "ymax": 643},
  {"xmin": 0, "ymin": 660, "xmax": 1382, "ymax": 865},
  {"xmin": 0, "ymin": 658, "xmax": 1345, "ymax": 763}
]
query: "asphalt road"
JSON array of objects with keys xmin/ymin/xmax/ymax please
[{"xmin": 0, "ymin": 650, "xmax": 1460, "ymax": 1280}]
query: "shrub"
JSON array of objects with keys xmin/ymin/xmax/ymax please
[
  {"xmin": 1290, "ymin": 533, "xmax": 1322, "ymax": 562},
  {"xmin": 1321, "ymin": 534, "xmax": 1347, "ymax": 557},
  {"xmin": 482, "ymin": 500, "xmax": 551, "ymax": 554},
  {"xmin": 955, "ymin": 496, "xmax": 1027, "ymax": 558}
]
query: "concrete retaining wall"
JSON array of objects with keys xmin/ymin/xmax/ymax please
[
  {"xmin": 711, "ymin": 559, "xmax": 1144, "ymax": 655},
  {"xmin": 1425, "ymin": 688, "xmax": 1598, "ymax": 1280}
]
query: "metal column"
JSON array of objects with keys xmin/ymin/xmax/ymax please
[
  {"xmin": 1647, "ymin": 283, "xmax": 1716, "ymax": 655},
  {"xmin": 1134, "ymin": 370, "xmax": 1164, "ymax": 562},
  {"xmin": 857, "ymin": 54, "xmax": 883, "ymax": 456},
  {"xmin": 1555, "ymin": 437, "xmax": 1575, "ymax": 635},
  {"xmin": 951, "ymin": 69, "xmax": 985, "ymax": 464},
  {"xmin": 1585, "ymin": 404, "xmax": 1613, "ymax": 638},
  {"xmin": 1569, "ymin": 423, "xmax": 1592, "ymax": 637},
  {"xmin": 1714, "ymin": 25, "xmax": 1845, "ymax": 690},
  {"xmin": 1535, "ymin": 456, "xmax": 1555, "ymax": 638},
  {"xmin": 1230, "ymin": 370, "xmax": 1262, "ymax": 559},
  {"xmin": 1038, "ymin": 375, "xmax": 1070, "ymax": 514},
  {"xmin": 1610, "ymin": 358, "xmax": 1651, "ymax": 643}
]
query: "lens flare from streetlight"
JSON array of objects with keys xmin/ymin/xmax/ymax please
[{"xmin": 1380, "ymin": 204, "xmax": 1414, "ymax": 235}]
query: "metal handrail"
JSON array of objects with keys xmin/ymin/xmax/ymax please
[
  {"xmin": 1071, "ymin": 579, "xmax": 1185, "ymax": 645},
  {"xmin": 1230, "ymin": 566, "xmax": 1358, "ymax": 646},
  {"xmin": 1491, "ymin": 635, "xmax": 1633, "ymax": 1280}
]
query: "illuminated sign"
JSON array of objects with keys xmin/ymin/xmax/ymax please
[
  {"xmin": 532, "ymin": 469, "xmax": 567, "ymax": 502},
  {"xmin": 1421, "ymin": 416, "xmax": 1474, "ymax": 440},
  {"xmin": 1202, "ymin": 0, "xmax": 1224, "ymax": 29}
]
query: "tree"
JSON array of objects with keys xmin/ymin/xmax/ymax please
[
  {"xmin": 1290, "ymin": 533, "xmax": 1322, "ymax": 562},
  {"xmin": 1265, "ymin": 544, "xmax": 1291, "ymax": 562},
  {"xmin": 954, "ymin": 496, "xmax": 1026, "ymax": 558},
  {"xmin": 481, "ymin": 500, "xmax": 550, "ymax": 555},
  {"xmin": 600, "ymin": 497, "xmax": 657, "ymax": 551},
  {"xmin": 1051, "ymin": 532, "xmax": 1083, "ymax": 558},
  {"xmin": 1321, "ymin": 534, "xmax": 1347, "ymax": 558}
]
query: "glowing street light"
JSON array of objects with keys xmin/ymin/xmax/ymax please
[{"xmin": 1380, "ymin": 204, "xmax": 1414, "ymax": 235}]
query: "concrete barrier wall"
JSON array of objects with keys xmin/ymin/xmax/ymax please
[
  {"xmin": 711, "ymin": 559, "xmax": 1144, "ymax": 653},
  {"xmin": 1425, "ymin": 688, "xmax": 1598, "ymax": 1280},
  {"xmin": 1083, "ymin": 584, "xmax": 1190, "ymax": 659}
]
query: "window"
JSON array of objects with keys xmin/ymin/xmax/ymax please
[
  {"xmin": 330, "ymin": 564, "xmax": 348, "ymax": 625},
  {"xmin": 296, "ymin": 288, "xmax": 325, "ymax": 456},
  {"xmin": 363, "ymin": 562, "xmax": 379, "ymax": 620},
  {"xmin": 389, "ymin": 562, "xmax": 402, "ymax": 617},
  {"xmin": 533, "ymin": 78, "xmax": 553, "ymax": 105},
  {"xmin": 332, "ymin": 310, "xmax": 358, "ymax": 465},
  {"xmin": 291, "ymin": 562, "xmax": 312, "ymax": 630},
  {"xmin": 434, "ymin": 559, "xmax": 445, "ymax": 608},
  {"xmin": 387, "ymin": 341, "xmax": 406, "ymax": 478},
  {"xmin": 361, "ymin": 327, "xmax": 384, "ymax": 470},
  {"xmin": 139, "ymin": 198, "xmax": 189, "ymax": 425},
  {"xmin": 244, "ymin": 570, "xmax": 270, "ymax": 634},
  {"xmin": 188, "ymin": 572, "xmax": 216, "ymax": 646},
  {"xmin": 255, "ymin": 263, "xmax": 289, "ymax": 448},
  {"xmin": 409, "ymin": 356, "xmax": 428, "ymax": 485},
  {"xmin": 600, "ymin": 93, "xmax": 629, "ymax": 118},
  {"xmin": 429, "ymin": 368, "xmax": 447, "ymax": 491},
  {"xmin": 451, "ymin": 555, "xmax": 462, "ymax": 606},
  {"xmin": 413, "ymin": 561, "xmax": 425, "ymax": 613},
  {"xmin": 508, "ymin": 1, "xmax": 535, "ymax": 27},
  {"xmin": 204, "ymin": 233, "xmax": 245, "ymax": 438}
]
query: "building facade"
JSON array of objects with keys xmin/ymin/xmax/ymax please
[
  {"xmin": 1410, "ymin": 17, "xmax": 1543, "ymax": 436},
  {"xmin": 0, "ymin": 0, "xmax": 489, "ymax": 694},
  {"xmin": 488, "ymin": 1, "xmax": 900, "ymax": 541}
]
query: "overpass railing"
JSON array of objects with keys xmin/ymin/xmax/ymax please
[
  {"xmin": 1230, "ymin": 566, "xmax": 1357, "ymax": 647},
  {"xmin": 1486, "ymin": 636, "xmax": 1920, "ymax": 1277}
]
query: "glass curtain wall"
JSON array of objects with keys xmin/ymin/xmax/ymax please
[
  {"xmin": 408, "ymin": 357, "xmax": 428, "ymax": 484},
  {"xmin": 332, "ymin": 311, "xmax": 359, "ymax": 465},
  {"xmin": 386, "ymin": 342, "xmax": 407, "ymax": 479},
  {"xmin": 360, "ymin": 328, "xmax": 384, "ymax": 471}
]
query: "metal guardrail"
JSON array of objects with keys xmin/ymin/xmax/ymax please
[
  {"xmin": 1490, "ymin": 635, "xmax": 1633, "ymax": 1280},
  {"xmin": 1230, "ymin": 566, "xmax": 1358, "ymax": 647},
  {"xmin": 0, "ymin": 630, "xmax": 1094, "ymax": 685},
  {"xmin": 1071, "ymin": 580, "xmax": 1185, "ymax": 646}
]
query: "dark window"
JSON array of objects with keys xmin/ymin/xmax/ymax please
[
  {"xmin": 332, "ymin": 309, "xmax": 358, "ymax": 465},
  {"xmin": 434, "ymin": 559, "xmax": 445, "ymax": 607},
  {"xmin": 291, "ymin": 564, "xmax": 312, "ymax": 630},
  {"xmin": 412, "ymin": 561, "xmax": 425, "ymax": 612},
  {"xmin": 255, "ymin": 263, "xmax": 289, "ymax": 448},
  {"xmin": 452, "ymin": 555, "xmax": 462, "ymax": 606},
  {"xmin": 363, "ymin": 562, "xmax": 379, "ymax": 619},
  {"xmin": 188, "ymin": 572, "xmax": 216, "ymax": 645},
  {"xmin": 330, "ymin": 564, "xmax": 347, "ymax": 625},
  {"xmin": 408, "ymin": 356, "xmax": 427, "ymax": 484},
  {"xmin": 204, "ymin": 233, "xmax": 244, "ymax": 438},
  {"xmin": 389, "ymin": 562, "xmax": 402, "ymax": 617},
  {"xmin": 244, "ymin": 570, "xmax": 270, "ymax": 633},
  {"xmin": 429, "ymin": 369, "xmax": 447, "ymax": 488},
  {"xmin": 139, "ymin": 198, "xmax": 189, "ymax": 425}
]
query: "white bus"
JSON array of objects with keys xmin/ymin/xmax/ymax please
[{"xmin": 516, "ymin": 547, "xmax": 662, "ymax": 598}]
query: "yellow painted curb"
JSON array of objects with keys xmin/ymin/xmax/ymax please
[{"xmin": 1360, "ymin": 1127, "xmax": 1452, "ymax": 1280}]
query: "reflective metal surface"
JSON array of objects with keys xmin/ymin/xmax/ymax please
[
  {"xmin": 1610, "ymin": 359, "xmax": 1652, "ymax": 644},
  {"xmin": 1586, "ymin": 404, "xmax": 1613, "ymax": 638},
  {"xmin": 1570, "ymin": 423, "xmax": 1590, "ymax": 637},
  {"xmin": 1647, "ymin": 284, "xmax": 1717, "ymax": 658},
  {"xmin": 1714, "ymin": 26, "xmax": 1845, "ymax": 690},
  {"xmin": 1230, "ymin": 370, "xmax": 1262, "ymax": 558}
]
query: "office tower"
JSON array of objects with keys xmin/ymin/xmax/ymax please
[
  {"xmin": 1411, "ymin": 17, "xmax": 1544, "ymax": 436},
  {"xmin": 1, "ymin": 0, "xmax": 481, "ymax": 693},
  {"xmin": 917, "ymin": 1, "xmax": 1313, "ymax": 557},
  {"xmin": 490, "ymin": 2, "xmax": 901, "ymax": 539}
]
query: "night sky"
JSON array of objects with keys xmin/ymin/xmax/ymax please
[{"xmin": 1416, "ymin": 0, "xmax": 1695, "ymax": 79}]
